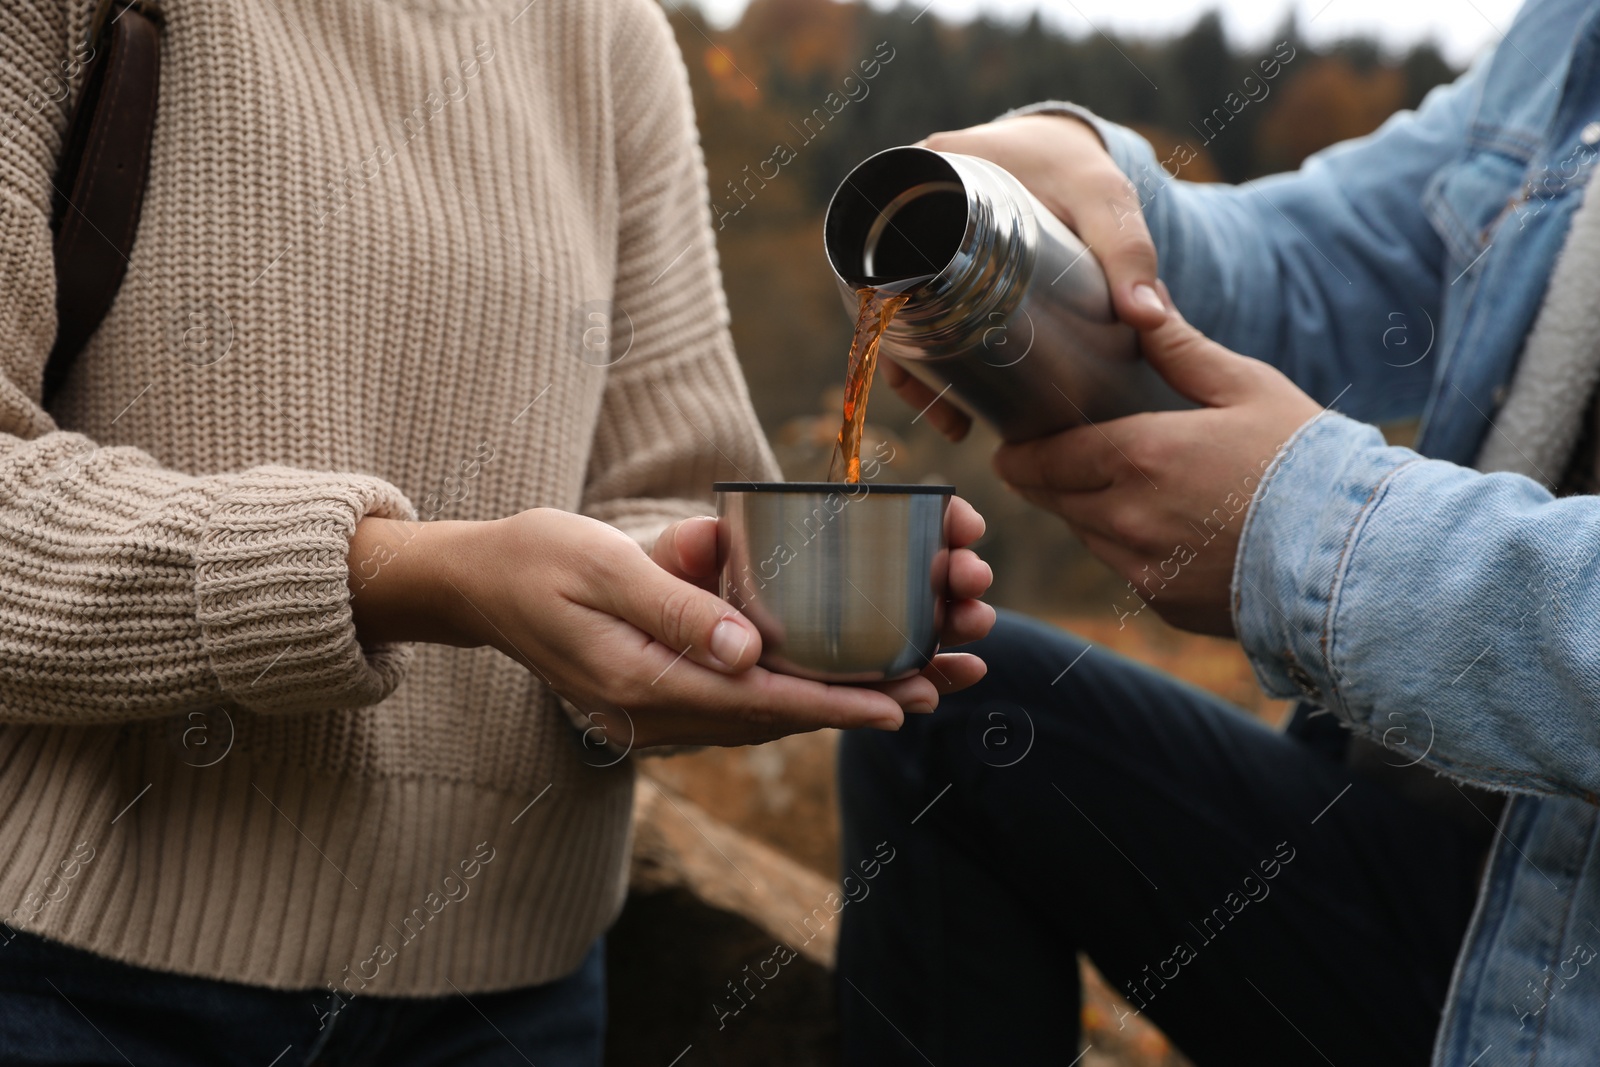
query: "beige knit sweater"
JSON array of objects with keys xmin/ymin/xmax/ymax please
[{"xmin": 0, "ymin": 0, "xmax": 778, "ymax": 995}]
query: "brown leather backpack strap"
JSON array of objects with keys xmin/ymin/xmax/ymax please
[{"xmin": 45, "ymin": 0, "xmax": 162, "ymax": 407}]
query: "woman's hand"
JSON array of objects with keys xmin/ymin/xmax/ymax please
[
  {"xmin": 347, "ymin": 504, "xmax": 992, "ymax": 749},
  {"xmin": 650, "ymin": 494, "xmax": 996, "ymax": 692},
  {"xmin": 888, "ymin": 113, "xmax": 1168, "ymax": 440}
]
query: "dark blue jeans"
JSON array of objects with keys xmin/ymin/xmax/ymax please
[
  {"xmin": 838, "ymin": 611, "xmax": 1488, "ymax": 1066},
  {"xmin": 0, "ymin": 928, "xmax": 604, "ymax": 1066}
]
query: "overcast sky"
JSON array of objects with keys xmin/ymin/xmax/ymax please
[{"xmin": 687, "ymin": 0, "xmax": 1527, "ymax": 67}]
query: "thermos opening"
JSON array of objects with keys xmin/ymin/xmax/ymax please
[
  {"xmin": 824, "ymin": 147, "xmax": 969, "ymax": 290},
  {"xmin": 822, "ymin": 143, "xmax": 1185, "ymax": 441}
]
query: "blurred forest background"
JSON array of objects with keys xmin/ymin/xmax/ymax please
[{"xmin": 670, "ymin": 0, "xmax": 1454, "ymax": 623}]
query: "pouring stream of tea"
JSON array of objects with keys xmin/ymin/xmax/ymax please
[{"xmin": 829, "ymin": 286, "xmax": 913, "ymax": 483}]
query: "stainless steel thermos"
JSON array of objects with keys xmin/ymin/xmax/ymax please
[{"xmin": 823, "ymin": 146, "xmax": 1187, "ymax": 442}]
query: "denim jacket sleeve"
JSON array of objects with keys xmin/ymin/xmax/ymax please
[
  {"xmin": 1236, "ymin": 411, "xmax": 1600, "ymax": 802},
  {"xmin": 1006, "ymin": 59, "xmax": 1486, "ymax": 425}
]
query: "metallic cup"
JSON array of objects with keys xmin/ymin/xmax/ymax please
[{"xmin": 715, "ymin": 482, "xmax": 953, "ymax": 682}]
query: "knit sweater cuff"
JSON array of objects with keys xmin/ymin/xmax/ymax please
[{"xmin": 194, "ymin": 468, "xmax": 418, "ymax": 713}]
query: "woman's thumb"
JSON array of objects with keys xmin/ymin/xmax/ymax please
[{"xmin": 609, "ymin": 552, "xmax": 763, "ymax": 674}]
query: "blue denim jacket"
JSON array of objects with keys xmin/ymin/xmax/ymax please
[{"xmin": 1024, "ymin": 1, "xmax": 1600, "ymax": 1062}]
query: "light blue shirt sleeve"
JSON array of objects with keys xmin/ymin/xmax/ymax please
[
  {"xmin": 1236, "ymin": 412, "xmax": 1600, "ymax": 801},
  {"xmin": 1007, "ymin": 59, "xmax": 1486, "ymax": 424}
]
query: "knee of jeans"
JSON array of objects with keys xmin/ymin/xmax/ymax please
[
  {"xmin": 842, "ymin": 608, "xmax": 1128, "ymax": 790},
  {"xmin": 940, "ymin": 610, "xmax": 1116, "ymax": 758}
]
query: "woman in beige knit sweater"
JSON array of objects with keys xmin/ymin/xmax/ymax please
[{"xmin": 0, "ymin": 1, "xmax": 993, "ymax": 1063}]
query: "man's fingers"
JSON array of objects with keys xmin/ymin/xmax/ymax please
[
  {"xmin": 1076, "ymin": 530, "xmax": 1151, "ymax": 588},
  {"xmin": 1035, "ymin": 161, "xmax": 1164, "ymax": 332},
  {"xmin": 596, "ymin": 546, "xmax": 761, "ymax": 674},
  {"xmin": 1080, "ymin": 213, "xmax": 1165, "ymax": 331},
  {"xmin": 886, "ymin": 359, "xmax": 971, "ymax": 442},
  {"xmin": 1019, "ymin": 487, "xmax": 1132, "ymax": 545},
  {"xmin": 1138, "ymin": 281, "xmax": 1257, "ymax": 407},
  {"xmin": 920, "ymin": 116, "xmax": 1162, "ymax": 332},
  {"xmin": 992, "ymin": 424, "xmax": 1114, "ymax": 493},
  {"xmin": 927, "ymin": 400, "xmax": 972, "ymax": 442}
]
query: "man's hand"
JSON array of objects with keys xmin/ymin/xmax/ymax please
[
  {"xmin": 888, "ymin": 113, "xmax": 1167, "ymax": 440},
  {"xmin": 992, "ymin": 284, "xmax": 1322, "ymax": 636}
]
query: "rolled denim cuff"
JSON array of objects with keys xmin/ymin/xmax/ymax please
[
  {"xmin": 998, "ymin": 100, "xmax": 1166, "ymax": 192},
  {"xmin": 1231, "ymin": 412, "xmax": 1423, "ymax": 721}
]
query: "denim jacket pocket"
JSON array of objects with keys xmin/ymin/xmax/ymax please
[{"xmin": 1422, "ymin": 152, "xmax": 1530, "ymax": 270}]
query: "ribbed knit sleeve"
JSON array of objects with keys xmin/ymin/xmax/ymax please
[
  {"xmin": 579, "ymin": 0, "xmax": 782, "ymax": 549},
  {"xmin": 0, "ymin": 5, "xmax": 415, "ymax": 723}
]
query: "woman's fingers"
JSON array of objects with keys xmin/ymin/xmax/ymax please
[
  {"xmin": 589, "ymin": 542, "xmax": 762, "ymax": 674},
  {"xmin": 651, "ymin": 659, "xmax": 907, "ymax": 731},
  {"xmin": 605, "ymin": 502, "xmax": 993, "ymax": 742},
  {"xmin": 941, "ymin": 597, "xmax": 996, "ymax": 648},
  {"xmin": 854, "ymin": 651, "xmax": 988, "ymax": 717},
  {"xmin": 925, "ymin": 652, "xmax": 987, "ymax": 693},
  {"xmin": 945, "ymin": 495, "xmax": 986, "ymax": 549},
  {"xmin": 947, "ymin": 546, "xmax": 992, "ymax": 601},
  {"xmin": 872, "ymin": 671, "xmax": 942, "ymax": 714}
]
